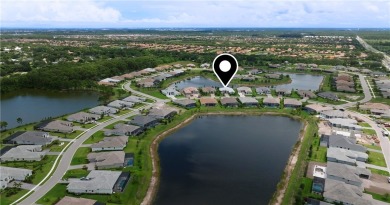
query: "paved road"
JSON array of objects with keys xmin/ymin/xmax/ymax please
[{"xmin": 357, "ymin": 36, "xmax": 390, "ymax": 71}]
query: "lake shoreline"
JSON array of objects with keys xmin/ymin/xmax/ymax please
[{"xmin": 142, "ymin": 111, "xmax": 307, "ymax": 205}]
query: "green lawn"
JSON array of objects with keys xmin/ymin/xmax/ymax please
[
  {"xmin": 365, "ymin": 191, "xmax": 390, "ymax": 203},
  {"xmin": 0, "ymin": 123, "xmax": 36, "ymax": 141},
  {"xmin": 363, "ymin": 144, "xmax": 382, "ymax": 151},
  {"xmin": 47, "ymin": 141, "xmax": 69, "ymax": 152},
  {"xmin": 310, "ymin": 137, "xmax": 327, "ymax": 163},
  {"xmin": 97, "ymin": 116, "xmax": 113, "ymax": 123},
  {"xmin": 358, "ymin": 122, "xmax": 371, "ymax": 127},
  {"xmin": 368, "ymin": 168, "xmax": 390, "ymax": 176},
  {"xmin": 0, "ymin": 189, "xmax": 29, "ymax": 205},
  {"xmin": 62, "ymin": 169, "xmax": 89, "ymax": 179},
  {"xmin": 83, "ymin": 131, "xmax": 105, "ymax": 144},
  {"xmin": 1, "ymin": 155, "xmax": 57, "ymax": 184},
  {"xmin": 37, "ymin": 184, "xmax": 67, "ymax": 205},
  {"xmin": 70, "ymin": 147, "xmax": 91, "ymax": 165},
  {"xmin": 363, "ymin": 128, "xmax": 377, "ymax": 136},
  {"xmin": 51, "ymin": 130, "xmax": 83, "ymax": 139},
  {"xmin": 367, "ymin": 151, "xmax": 387, "ymax": 167}
]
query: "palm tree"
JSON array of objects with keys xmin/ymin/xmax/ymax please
[{"xmin": 17, "ymin": 117, "xmax": 23, "ymax": 125}]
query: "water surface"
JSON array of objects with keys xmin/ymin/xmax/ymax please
[
  {"xmin": 275, "ymin": 73, "xmax": 323, "ymax": 91},
  {"xmin": 155, "ymin": 115, "xmax": 302, "ymax": 205}
]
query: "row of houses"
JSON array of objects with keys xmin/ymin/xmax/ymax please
[
  {"xmin": 136, "ymin": 69, "xmax": 185, "ymax": 88},
  {"xmin": 333, "ymin": 73, "xmax": 356, "ymax": 93},
  {"xmin": 172, "ymin": 97, "xmax": 303, "ymax": 108}
]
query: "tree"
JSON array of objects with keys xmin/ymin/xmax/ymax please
[
  {"xmin": 0, "ymin": 121, "xmax": 8, "ymax": 130},
  {"xmin": 17, "ymin": 117, "xmax": 23, "ymax": 125}
]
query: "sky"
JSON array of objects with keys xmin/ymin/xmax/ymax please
[{"xmin": 1, "ymin": 0, "xmax": 390, "ymax": 28}]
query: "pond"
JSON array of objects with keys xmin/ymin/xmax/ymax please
[
  {"xmin": 1, "ymin": 90, "xmax": 100, "ymax": 129},
  {"xmin": 170, "ymin": 76, "xmax": 221, "ymax": 90},
  {"xmin": 155, "ymin": 115, "xmax": 302, "ymax": 205},
  {"xmin": 275, "ymin": 73, "xmax": 324, "ymax": 91}
]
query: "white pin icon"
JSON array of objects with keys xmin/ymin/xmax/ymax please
[{"xmin": 212, "ymin": 53, "xmax": 238, "ymax": 87}]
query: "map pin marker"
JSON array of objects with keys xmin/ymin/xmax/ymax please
[{"xmin": 212, "ymin": 53, "xmax": 238, "ymax": 87}]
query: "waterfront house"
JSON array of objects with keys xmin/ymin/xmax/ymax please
[
  {"xmin": 107, "ymin": 100, "xmax": 134, "ymax": 109},
  {"xmin": 88, "ymin": 151, "xmax": 125, "ymax": 169},
  {"xmin": 201, "ymin": 86, "xmax": 216, "ymax": 95},
  {"xmin": 237, "ymin": 87, "xmax": 252, "ymax": 96},
  {"xmin": 0, "ymin": 145, "xmax": 45, "ymax": 162},
  {"xmin": 128, "ymin": 115, "xmax": 160, "ymax": 129},
  {"xmin": 276, "ymin": 88, "xmax": 291, "ymax": 96},
  {"xmin": 263, "ymin": 97, "xmax": 280, "ymax": 108},
  {"xmin": 255, "ymin": 87, "xmax": 271, "ymax": 95},
  {"xmin": 161, "ymin": 87, "xmax": 180, "ymax": 96},
  {"xmin": 283, "ymin": 99, "xmax": 302, "ymax": 108},
  {"xmin": 67, "ymin": 112, "xmax": 101, "ymax": 124},
  {"xmin": 265, "ymin": 73, "xmax": 281, "ymax": 79},
  {"xmin": 89, "ymin": 106, "xmax": 118, "ymax": 115},
  {"xmin": 148, "ymin": 108, "xmax": 177, "ymax": 120},
  {"xmin": 317, "ymin": 92, "xmax": 338, "ymax": 101},
  {"xmin": 67, "ymin": 170, "xmax": 122, "ymax": 194},
  {"xmin": 297, "ymin": 90, "xmax": 316, "ymax": 99},
  {"xmin": 35, "ymin": 120, "xmax": 73, "ymax": 133},
  {"xmin": 220, "ymin": 97, "xmax": 239, "ymax": 107},
  {"xmin": 321, "ymin": 134, "xmax": 366, "ymax": 153},
  {"xmin": 304, "ymin": 104, "xmax": 333, "ymax": 114},
  {"xmin": 200, "ymin": 97, "xmax": 218, "ymax": 106},
  {"xmin": 320, "ymin": 110, "xmax": 348, "ymax": 119},
  {"xmin": 219, "ymin": 87, "xmax": 235, "ymax": 95},
  {"xmin": 326, "ymin": 162, "xmax": 370, "ymax": 185},
  {"xmin": 104, "ymin": 123, "xmax": 142, "ymax": 136},
  {"xmin": 323, "ymin": 178, "xmax": 373, "ymax": 205},
  {"xmin": 173, "ymin": 99, "xmax": 197, "ymax": 108},
  {"xmin": 5, "ymin": 131, "xmax": 53, "ymax": 145},
  {"xmin": 327, "ymin": 147, "xmax": 368, "ymax": 166},
  {"xmin": 55, "ymin": 196, "xmax": 98, "ymax": 205},
  {"xmin": 182, "ymin": 87, "xmax": 199, "ymax": 98},
  {"xmin": 91, "ymin": 136, "xmax": 128, "ymax": 152},
  {"xmin": 238, "ymin": 97, "xmax": 258, "ymax": 107}
]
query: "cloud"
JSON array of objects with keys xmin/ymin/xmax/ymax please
[{"xmin": 1, "ymin": 0, "xmax": 389, "ymax": 28}]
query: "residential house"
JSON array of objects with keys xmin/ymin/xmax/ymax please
[
  {"xmin": 89, "ymin": 106, "xmax": 118, "ymax": 115},
  {"xmin": 91, "ymin": 136, "xmax": 129, "ymax": 152},
  {"xmin": 237, "ymin": 87, "xmax": 252, "ymax": 96},
  {"xmin": 128, "ymin": 115, "xmax": 160, "ymax": 129},
  {"xmin": 173, "ymin": 99, "xmax": 197, "ymax": 108},
  {"xmin": 317, "ymin": 92, "xmax": 338, "ymax": 101},
  {"xmin": 67, "ymin": 170, "xmax": 122, "ymax": 194},
  {"xmin": 275, "ymin": 88, "xmax": 291, "ymax": 96},
  {"xmin": 200, "ymin": 63, "xmax": 210, "ymax": 69},
  {"xmin": 321, "ymin": 134, "xmax": 367, "ymax": 153},
  {"xmin": 320, "ymin": 110, "xmax": 348, "ymax": 119},
  {"xmin": 0, "ymin": 145, "xmax": 45, "ymax": 162},
  {"xmin": 148, "ymin": 108, "xmax": 177, "ymax": 120},
  {"xmin": 337, "ymin": 86, "xmax": 356, "ymax": 93},
  {"xmin": 35, "ymin": 120, "xmax": 73, "ymax": 133},
  {"xmin": 327, "ymin": 118, "xmax": 362, "ymax": 131},
  {"xmin": 67, "ymin": 112, "xmax": 101, "ymax": 124},
  {"xmin": 326, "ymin": 162, "xmax": 371, "ymax": 185},
  {"xmin": 297, "ymin": 90, "xmax": 316, "ymax": 98},
  {"xmin": 200, "ymin": 97, "xmax": 218, "ymax": 106},
  {"xmin": 5, "ymin": 131, "xmax": 53, "ymax": 145},
  {"xmin": 55, "ymin": 196, "xmax": 98, "ymax": 205},
  {"xmin": 323, "ymin": 178, "xmax": 373, "ymax": 205},
  {"xmin": 201, "ymin": 87, "xmax": 216, "ymax": 95},
  {"xmin": 238, "ymin": 97, "xmax": 258, "ymax": 107},
  {"xmin": 255, "ymin": 87, "xmax": 271, "ymax": 95},
  {"xmin": 122, "ymin": 96, "xmax": 146, "ymax": 103},
  {"xmin": 137, "ymin": 78, "xmax": 159, "ymax": 88},
  {"xmin": 107, "ymin": 100, "xmax": 134, "ymax": 109},
  {"xmin": 263, "ymin": 97, "xmax": 280, "ymax": 108},
  {"xmin": 220, "ymin": 97, "xmax": 239, "ymax": 107},
  {"xmin": 161, "ymin": 87, "xmax": 180, "ymax": 96},
  {"xmin": 182, "ymin": 87, "xmax": 199, "ymax": 98},
  {"xmin": 0, "ymin": 166, "xmax": 32, "ymax": 189},
  {"xmin": 360, "ymin": 103, "xmax": 390, "ymax": 113},
  {"xmin": 283, "ymin": 99, "xmax": 302, "ymax": 108},
  {"xmin": 88, "ymin": 151, "xmax": 125, "ymax": 169},
  {"xmin": 304, "ymin": 104, "xmax": 333, "ymax": 114},
  {"xmin": 265, "ymin": 73, "xmax": 281, "ymax": 79},
  {"xmin": 219, "ymin": 87, "xmax": 235, "ymax": 94},
  {"xmin": 104, "ymin": 123, "xmax": 142, "ymax": 136},
  {"xmin": 327, "ymin": 147, "xmax": 368, "ymax": 166},
  {"xmin": 241, "ymin": 76, "xmax": 256, "ymax": 81},
  {"xmin": 248, "ymin": 69, "xmax": 261, "ymax": 75}
]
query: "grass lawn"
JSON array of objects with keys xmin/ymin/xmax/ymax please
[
  {"xmin": 104, "ymin": 121, "xmax": 127, "ymax": 129},
  {"xmin": 363, "ymin": 128, "xmax": 377, "ymax": 136},
  {"xmin": 0, "ymin": 189, "xmax": 29, "ymax": 205},
  {"xmin": 313, "ymin": 97, "xmax": 346, "ymax": 105},
  {"xmin": 310, "ymin": 137, "xmax": 327, "ymax": 163},
  {"xmin": 1, "ymin": 155, "xmax": 57, "ymax": 184},
  {"xmin": 117, "ymin": 109, "xmax": 132, "ymax": 115},
  {"xmin": 0, "ymin": 123, "xmax": 36, "ymax": 141},
  {"xmin": 368, "ymin": 168, "xmax": 390, "ymax": 176},
  {"xmin": 358, "ymin": 122, "xmax": 371, "ymax": 127},
  {"xmin": 363, "ymin": 144, "xmax": 382, "ymax": 151},
  {"xmin": 47, "ymin": 141, "xmax": 69, "ymax": 152},
  {"xmin": 70, "ymin": 147, "xmax": 91, "ymax": 165},
  {"xmin": 51, "ymin": 130, "xmax": 83, "ymax": 139},
  {"xmin": 365, "ymin": 191, "xmax": 390, "ymax": 203},
  {"xmin": 83, "ymin": 131, "xmax": 105, "ymax": 144},
  {"xmin": 97, "ymin": 116, "xmax": 113, "ymax": 123},
  {"xmin": 62, "ymin": 169, "xmax": 89, "ymax": 179},
  {"xmin": 367, "ymin": 151, "xmax": 387, "ymax": 167},
  {"xmin": 37, "ymin": 184, "xmax": 67, "ymax": 205}
]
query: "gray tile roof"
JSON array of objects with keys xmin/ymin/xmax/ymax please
[
  {"xmin": 323, "ymin": 178, "xmax": 372, "ymax": 205},
  {"xmin": 0, "ymin": 145, "xmax": 45, "ymax": 161},
  {"xmin": 129, "ymin": 115, "xmax": 159, "ymax": 127},
  {"xmin": 104, "ymin": 123, "xmax": 141, "ymax": 136},
  {"xmin": 148, "ymin": 108, "xmax": 177, "ymax": 119},
  {"xmin": 87, "ymin": 151, "xmax": 125, "ymax": 168},
  {"xmin": 173, "ymin": 99, "xmax": 196, "ymax": 107},
  {"xmin": 67, "ymin": 112, "xmax": 100, "ymax": 123},
  {"xmin": 328, "ymin": 134, "xmax": 366, "ymax": 153},
  {"xmin": 6, "ymin": 131, "xmax": 52, "ymax": 145},
  {"xmin": 238, "ymin": 97, "xmax": 258, "ymax": 104},
  {"xmin": 67, "ymin": 170, "xmax": 121, "ymax": 193},
  {"xmin": 220, "ymin": 97, "xmax": 239, "ymax": 106},
  {"xmin": 326, "ymin": 162, "xmax": 366, "ymax": 184},
  {"xmin": 284, "ymin": 98, "xmax": 302, "ymax": 106},
  {"xmin": 122, "ymin": 96, "xmax": 146, "ymax": 103},
  {"xmin": 90, "ymin": 136, "xmax": 128, "ymax": 150}
]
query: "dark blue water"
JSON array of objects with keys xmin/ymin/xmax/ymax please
[
  {"xmin": 276, "ymin": 73, "xmax": 323, "ymax": 91},
  {"xmin": 155, "ymin": 115, "xmax": 302, "ymax": 205},
  {"xmin": 1, "ymin": 90, "xmax": 99, "ymax": 129}
]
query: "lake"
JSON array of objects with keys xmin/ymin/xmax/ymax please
[
  {"xmin": 1, "ymin": 90, "xmax": 100, "ymax": 129},
  {"xmin": 155, "ymin": 115, "xmax": 302, "ymax": 205},
  {"xmin": 275, "ymin": 73, "xmax": 324, "ymax": 91},
  {"xmin": 170, "ymin": 76, "xmax": 221, "ymax": 90}
]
